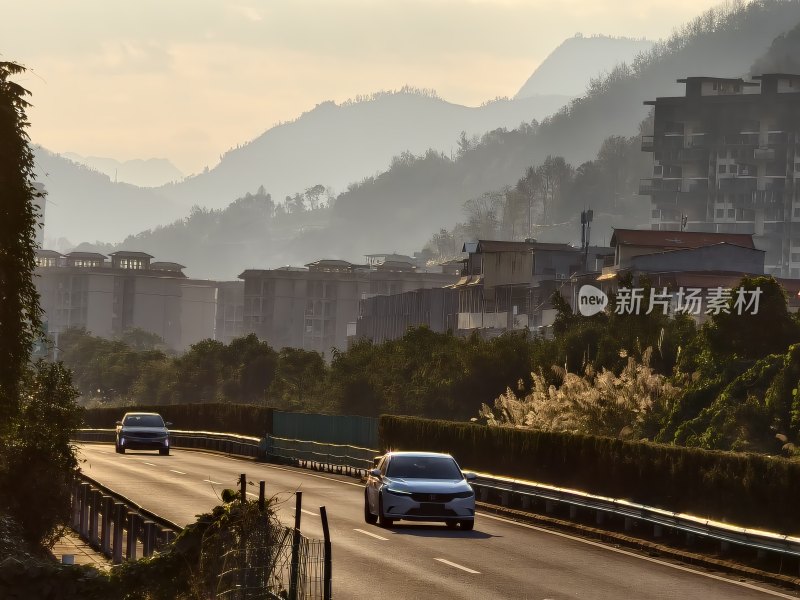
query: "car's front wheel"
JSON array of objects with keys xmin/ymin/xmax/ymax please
[
  {"xmin": 364, "ymin": 491, "xmax": 377, "ymax": 525},
  {"xmin": 378, "ymin": 494, "xmax": 394, "ymax": 528},
  {"xmin": 459, "ymin": 519, "xmax": 474, "ymax": 531},
  {"xmin": 159, "ymin": 448, "xmax": 170, "ymax": 456}
]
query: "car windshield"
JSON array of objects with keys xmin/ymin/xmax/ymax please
[
  {"xmin": 386, "ymin": 456, "xmax": 462, "ymax": 479},
  {"xmin": 123, "ymin": 415, "xmax": 165, "ymax": 428}
]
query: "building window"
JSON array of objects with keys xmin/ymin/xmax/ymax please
[
  {"xmin": 651, "ymin": 209, "xmax": 660, "ymax": 218},
  {"xmin": 718, "ymin": 164, "xmax": 726, "ymax": 173},
  {"xmin": 727, "ymin": 209, "xmax": 735, "ymax": 218},
  {"xmin": 792, "ymin": 253, "xmax": 800, "ymax": 263},
  {"xmin": 794, "ymin": 208, "xmax": 800, "ymax": 218},
  {"xmin": 716, "ymin": 209, "xmax": 724, "ymax": 218}
]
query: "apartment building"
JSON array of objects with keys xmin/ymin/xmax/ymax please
[
  {"xmin": 35, "ymin": 249, "xmax": 217, "ymax": 350},
  {"xmin": 355, "ymin": 239, "xmax": 609, "ymax": 342},
  {"xmin": 240, "ymin": 258, "xmax": 458, "ymax": 355},
  {"xmin": 642, "ymin": 73, "xmax": 800, "ymax": 277}
]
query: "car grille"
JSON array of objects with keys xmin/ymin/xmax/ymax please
[
  {"xmin": 125, "ymin": 432, "xmax": 165, "ymax": 439},
  {"xmin": 410, "ymin": 492, "xmax": 459, "ymax": 503},
  {"xmin": 406, "ymin": 505, "xmax": 457, "ymax": 517}
]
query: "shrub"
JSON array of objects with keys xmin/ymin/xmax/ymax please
[{"xmin": 380, "ymin": 415, "xmax": 800, "ymax": 533}]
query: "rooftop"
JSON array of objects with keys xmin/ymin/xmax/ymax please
[
  {"xmin": 610, "ymin": 229, "xmax": 754, "ymax": 250},
  {"xmin": 35, "ymin": 249, "xmax": 64, "ymax": 258},
  {"xmin": 109, "ymin": 251, "xmax": 155, "ymax": 259},
  {"xmin": 65, "ymin": 251, "xmax": 107, "ymax": 260}
]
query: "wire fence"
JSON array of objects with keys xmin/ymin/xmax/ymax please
[
  {"xmin": 207, "ymin": 486, "xmax": 331, "ymax": 600},
  {"xmin": 214, "ymin": 522, "xmax": 327, "ymax": 600}
]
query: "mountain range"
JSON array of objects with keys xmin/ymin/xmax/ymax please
[
  {"xmin": 37, "ymin": 0, "xmax": 800, "ymax": 278},
  {"xmin": 34, "ymin": 29, "xmax": 667, "ymax": 246},
  {"xmin": 61, "ymin": 153, "xmax": 183, "ymax": 188},
  {"xmin": 515, "ymin": 34, "xmax": 654, "ymax": 98}
]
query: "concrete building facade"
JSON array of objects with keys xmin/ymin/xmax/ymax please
[
  {"xmin": 240, "ymin": 259, "xmax": 458, "ymax": 355},
  {"xmin": 35, "ymin": 250, "xmax": 217, "ymax": 350},
  {"xmin": 642, "ymin": 73, "xmax": 800, "ymax": 277}
]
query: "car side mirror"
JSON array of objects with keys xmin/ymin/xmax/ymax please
[
  {"xmin": 464, "ymin": 472, "xmax": 477, "ymax": 481},
  {"xmin": 166, "ymin": 422, "xmax": 173, "ymax": 428},
  {"xmin": 115, "ymin": 421, "xmax": 122, "ymax": 426},
  {"xmin": 369, "ymin": 468, "xmax": 381, "ymax": 478}
]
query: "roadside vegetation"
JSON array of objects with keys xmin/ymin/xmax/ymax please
[{"xmin": 62, "ymin": 274, "xmax": 800, "ymax": 457}]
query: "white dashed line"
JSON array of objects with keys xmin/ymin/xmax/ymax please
[
  {"xmin": 297, "ymin": 508, "xmax": 318, "ymax": 517},
  {"xmin": 203, "ymin": 479, "xmax": 223, "ymax": 485},
  {"xmin": 479, "ymin": 513, "xmax": 796, "ymax": 598},
  {"xmin": 143, "ymin": 462, "xmax": 157, "ymax": 467},
  {"xmin": 353, "ymin": 528, "xmax": 388, "ymax": 541},
  {"xmin": 169, "ymin": 469, "xmax": 186, "ymax": 475},
  {"xmin": 434, "ymin": 558, "xmax": 480, "ymax": 574},
  {"xmin": 246, "ymin": 491, "xmax": 258, "ymax": 498}
]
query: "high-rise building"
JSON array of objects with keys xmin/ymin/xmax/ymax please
[{"xmin": 642, "ymin": 73, "xmax": 800, "ymax": 277}]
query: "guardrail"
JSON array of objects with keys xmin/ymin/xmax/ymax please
[
  {"xmin": 74, "ymin": 428, "xmax": 262, "ymax": 458},
  {"xmin": 74, "ymin": 429, "xmax": 800, "ymax": 567},
  {"xmin": 469, "ymin": 472, "xmax": 800, "ymax": 563},
  {"xmin": 264, "ymin": 434, "xmax": 376, "ymax": 477},
  {"xmin": 70, "ymin": 472, "xmax": 180, "ymax": 563}
]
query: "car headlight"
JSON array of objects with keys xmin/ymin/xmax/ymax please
[
  {"xmin": 452, "ymin": 490, "xmax": 475, "ymax": 499},
  {"xmin": 385, "ymin": 488, "xmax": 412, "ymax": 496}
]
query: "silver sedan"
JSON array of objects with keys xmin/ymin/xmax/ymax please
[{"xmin": 364, "ymin": 451, "xmax": 476, "ymax": 530}]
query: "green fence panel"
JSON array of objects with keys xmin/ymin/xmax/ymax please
[{"xmin": 272, "ymin": 411, "xmax": 378, "ymax": 449}]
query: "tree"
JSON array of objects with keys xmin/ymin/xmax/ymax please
[
  {"xmin": 304, "ymin": 184, "xmax": 326, "ymax": 210},
  {"xmin": 0, "ymin": 62, "xmax": 41, "ymax": 428},
  {"xmin": 270, "ymin": 348, "xmax": 327, "ymax": 409}
]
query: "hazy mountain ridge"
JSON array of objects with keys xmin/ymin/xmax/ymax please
[
  {"xmin": 307, "ymin": 0, "xmax": 800, "ymax": 261},
  {"xmin": 61, "ymin": 153, "xmax": 183, "ymax": 187},
  {"xmin": 34, "ymin": 147, "xmax": 185, "ymax": 246},
  {"xmin": 49, "ymin": 0, "xmax": 800, "ymax": 277},
  {"xmin": 516, "ymin": 34, "xmax": 655, "ymax": 98},
  {"xmin": 155, "ymin": 89, "xmax": 571, "ymax": 210}
]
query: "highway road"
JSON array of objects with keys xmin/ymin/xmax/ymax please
[{"xmin": 77, "ymin": 443, "xmax": 798, "ymax": 600}]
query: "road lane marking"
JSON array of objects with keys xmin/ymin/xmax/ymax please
[
  {"xmin": 169, "ymin": 469, "xmax": 186, "ymax": 475},
  {"xmin": 203, "ymin": 479, "xmax": 223, "ymax": 485},
  {"xmin": 143, "ymin": 462, "xmax": 157, "ymax": 467},
  {"xmin": 479, "ymin": 513, "xmax": 797, "ymax": 598},
  {"xmin": 246, "ymin": 492, "xmax": 258, "ymax": 498},
  {"xmin": 299, "ymin": 508, "xmax": 318, "ymax": 517},
  {"xmin": 434, "ymin": 558, "xmax": 480, "ymax": 574},
  {"xmin": 353, "ymin": 528, "xmax": 388, "ymax": 541}
]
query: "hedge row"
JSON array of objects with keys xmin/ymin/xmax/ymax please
[
  {"xmin": 379, "ymin": 415, "xmax": 800, "ymax": 533},
  {"xmin": 83, "ymin": 403, "xmax": 273, "ymax": 437}
]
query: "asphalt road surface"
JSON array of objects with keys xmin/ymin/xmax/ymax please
[{"xmin": 77, "ymin": 443, "xmax": 799, "ymax": 600}]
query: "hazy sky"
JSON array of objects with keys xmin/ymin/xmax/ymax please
[{"xmin": 3, "ymin": 0, "xmax": 721, "ymax": 174}]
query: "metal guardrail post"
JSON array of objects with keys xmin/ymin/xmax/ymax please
[
  {"xmin": 288, "ymin": 491, "xmax": 303, "ymax": 600},
  {"xmin": 88, "ymin": 489, "xmax": 100, "ymax": 545},
  {"xmin": 126, "ymin": 511, "xmax": 138, "ymax": 560},
  {"xmin": 258, "ymin": 481, "xmax": 266, "ymax": 512},
  {"xmin": 239, "ymin": 473, "xmax": 246, "ymax": 504},
  {"xmin": 71, "ymin": 482, "xmax": 81, "ymax": 529},
  {"xmin": 100, "ymin": 495, "xmax": 112, "ymax": 556},
  {"xmin": 79, "ymin": 482, "xmax": 91, "ymax": 538},
  {"xmin": 320, "ymin": 506, "xmax": 332, "ymax": 600},
  {"xmin": 112, "ymin": 502, "xmax": 125, "ymax": 564},
  {"xmin": 142, "ymin": 521, "xmax": 156, "ymax": 557}
]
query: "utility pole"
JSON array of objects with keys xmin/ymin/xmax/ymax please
[{"xmin": 581, "ymin": 209, "xmax": 593, "ymax": 272}]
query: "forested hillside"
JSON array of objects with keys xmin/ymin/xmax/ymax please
[{"xmin": 75, "ymin": 1, "xmax": 800, "ymax": 277}]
